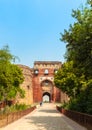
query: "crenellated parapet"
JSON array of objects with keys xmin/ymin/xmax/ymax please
[
  {"xmin": 17, "ymin": 64, "xmax": 33, "ymax": 77},
  {"xmin": 34, "ymin": 61, "xmax": 62, "ymax": 69}
]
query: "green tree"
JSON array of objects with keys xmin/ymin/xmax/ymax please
[
  {"xmin": 61, "ymin": 2, "xmax": 92, "ymax": 79},
  {"xmin": 54, "ymin": 61, "xmax": 77, "ymax": 97},
  {"xmin": 0, "ymin": 45, "xmax": 24, "ymax": 102},
  {"xmin": 54, "ymin": 1, "xmax": 92, "ymax": 114}
]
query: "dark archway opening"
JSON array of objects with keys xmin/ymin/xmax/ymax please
[{"xmin": 43, "ymin": 92, "xmax": 51, "ymax": 103}]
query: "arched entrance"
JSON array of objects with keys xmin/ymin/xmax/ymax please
[
  {"xmin": 43, "ymin": 92, "xmax": 51, "ymax": 102},
  {"xmin": 41, "ymin": 79, "xmax": 53, "ymax": 102}
]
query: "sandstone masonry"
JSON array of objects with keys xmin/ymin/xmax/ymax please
[{"xmin": 17, "ymin": 61, "xmax": 68, "ymax": 105}]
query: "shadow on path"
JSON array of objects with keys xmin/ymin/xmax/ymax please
[
  {"xmin": 25, "ymin": 116, "xmax": 72, "ymax": 130},
  {"xmin": 38, "ymin": 109, "xmax": 57, "ymax": 113}
]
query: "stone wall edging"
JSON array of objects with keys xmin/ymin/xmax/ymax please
[
  {"xmin": 0, "ymin": 106, "xmax": 36, "ymax": 128},
  {"xmin": 56, "ymin": 106, "xmax": 92, "ymax": 130}
]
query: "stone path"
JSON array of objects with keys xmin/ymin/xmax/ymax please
[{"xmin": 0, "ymin": 103, "xmax": 87, "ymax": 130}]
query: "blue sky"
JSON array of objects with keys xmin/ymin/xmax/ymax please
[{"xmin": 0, "ymin": 0, "xmax": 87, "ymax": 67}]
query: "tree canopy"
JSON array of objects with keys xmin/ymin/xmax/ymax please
[
  {"xmin": 0, "ymin": 46, "xmax": 24, "ymax": 102},
  {"xmin": 54, "ymin": 1, "xmax": 92, "ymax": 114}
]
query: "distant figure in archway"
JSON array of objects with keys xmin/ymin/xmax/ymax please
[{"xmin": 40, "ymin": 101, "xmax": 43, "ymax": 106}]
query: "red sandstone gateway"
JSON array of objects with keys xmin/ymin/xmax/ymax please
[
  {"xmin": 33, "ymin": 61, "xmax": 62, "ymax": 103},
  {"xmin": 17, "ymin": 61, "xmax": 68, "ymax": 105}
]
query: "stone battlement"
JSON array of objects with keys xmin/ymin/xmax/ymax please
[{"xmin": 34, "ymin": 61, "xmax": 62, "ymax": 69}]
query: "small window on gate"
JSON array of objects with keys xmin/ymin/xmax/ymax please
[
  {"xmin": 34, "ymin": 69, "xmax": 39, "ymax": 75},
  {"xmin": 44, "ymin": 69, "xmax": 48, "ymax": 75}
]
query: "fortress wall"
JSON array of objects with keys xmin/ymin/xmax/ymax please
[{"xmin": 17, "ymin": 65, "xmax": 33, "ymax": 105}]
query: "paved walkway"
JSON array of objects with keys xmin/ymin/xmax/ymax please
[{"xmin": 0, "ymin": 103, "xmax": 87, "ymax": 130}]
